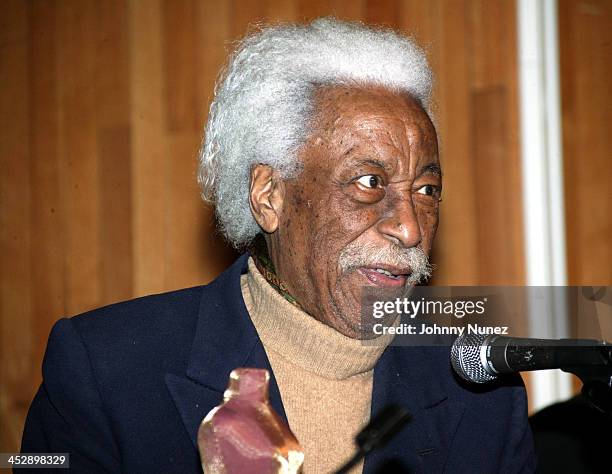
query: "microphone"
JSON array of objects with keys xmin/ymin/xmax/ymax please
[
  {"xmin": 451, "ymin": 333, "xmax": 612, "ymax": 384},
  {"xmin": 334, "ymin": 404, "xmax": 411, "ymax": 474}
]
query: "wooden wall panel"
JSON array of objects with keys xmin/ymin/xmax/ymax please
[
  {"xmin": 97, "ymin": 0, "xmax": 133, "ymax": 304},
  {"xmin": 163, "ymin": 0, "xmax": 199, "ymax": 132},
  {"xmin": 57, "ymin": 0, "xmax": 102, "ymax": 315},
  {"xmin": 469, "ymin": 0, "xmax": 522, "ymax": 285},
  {"xmin": 471, "ymin": 89, "xmax": 516, "ymax": 283},
  {"xmin": 0, "ymin": 0, "xmax": 562, "ymax": 450},
  {"xmin": 129, "ymin": 0, "xmax": 168, "ymax": 295},
  {"xmin": 1, "ymin": 0, "xmax": 33, "ymax": 451},
  {"xmin": 559, "ymin": 0, "xmax": 612, "ymax": 395},
  {"xmin": 28, "ymin": 0, "xmax": 62, "ymax": 396},
  {"xmin": 560, "ymin": 0, "xmax": 612, "ymax": 286},
  {"xmin": 423, "ymin": 0, "xmax": 477, "ymax": 284},
  {"xmin": 366, "ymin": 0, "xmax": 401, "ymax": 29}
]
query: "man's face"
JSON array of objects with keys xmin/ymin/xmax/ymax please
[{"xmin": 266, "ymin": 86, "xmax": 441, "ymax": 338}]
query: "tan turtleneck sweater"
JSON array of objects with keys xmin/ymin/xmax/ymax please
[{"xmin": 240, "ymin": 257, "xmax": 394, "ymax": 474}]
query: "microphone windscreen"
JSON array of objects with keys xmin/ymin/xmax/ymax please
[{"xmin": 451, "ymin": 333, "xmax": 497, "ymax": 383}]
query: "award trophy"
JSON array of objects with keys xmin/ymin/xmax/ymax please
[{"xmin": 198, "ymin": 368, "xmax": 304, "ymax": 474}]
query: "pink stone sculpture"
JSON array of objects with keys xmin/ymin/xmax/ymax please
[{"xmin": 198, "ymin": 368, "xmax": 304, "ymax": 474}]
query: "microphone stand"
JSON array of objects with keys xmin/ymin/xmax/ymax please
[{"xmin": 561, "ymin": 344, "xmax": 612, "ymax": 416}]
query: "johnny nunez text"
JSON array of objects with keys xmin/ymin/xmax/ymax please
[{"xmin": 372, "ymin": 323, "xmax": 509, "ymax": 336}]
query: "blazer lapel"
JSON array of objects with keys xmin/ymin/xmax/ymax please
[
  {"xmin": 165, "ymin": 254, "xmax": 287, "ymax": 448},
  {"xmin": 363, "ymin": 345, "xmax": 465, "ymax": 474}
]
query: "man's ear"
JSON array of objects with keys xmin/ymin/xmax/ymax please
[{"xmin": 249, "ymin": 164, "xmax": 285, "ymax": 233}]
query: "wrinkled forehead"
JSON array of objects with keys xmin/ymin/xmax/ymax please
[
  {"xmin": 301, "ymin": 85, "xmax": 438, "ymax": 166},
  {"xmin": 308, "ymin": 85, "xmax": 437, "ymax": 148}
]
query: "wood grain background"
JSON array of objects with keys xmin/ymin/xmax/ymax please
[
  {"xmin": 1, "ymin": 0, "xmax": 609, "ymax": 453},
  {"xmin": 560, "ymin": 0, "xmax": 611, "ymax": 286}
]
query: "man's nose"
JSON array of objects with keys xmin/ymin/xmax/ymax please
[{"xmin": 376, "ymin": 199, "xmax": 422, "ymax": 248}]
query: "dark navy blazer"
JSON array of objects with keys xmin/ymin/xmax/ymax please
[{"xmin": 22, "ymin": 254, "xmax": 536, "ymax": 473}]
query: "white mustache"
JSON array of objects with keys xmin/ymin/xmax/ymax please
[{"xmin": 338, "ymin": 241, "xmax": 433, "ymax": 284}]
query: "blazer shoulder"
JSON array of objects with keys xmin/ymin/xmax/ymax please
[
  {"xmin": 70, "ymin": 285, "xmax": 204, "ymax": 339},
  {"xmin": 55, "ymin": 286, "xmax": 207, "ymax": 378},
  {"xmin": 67, "ymin": 252, "xmax": 249, "ymax": 344}
]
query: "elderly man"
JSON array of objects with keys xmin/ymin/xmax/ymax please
[{"xmin": 22, "ymin": 18, "xmax": 535, "ymax": 473}]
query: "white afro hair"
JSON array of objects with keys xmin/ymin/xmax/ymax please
[{"xmin": 198, "ymin": 17, "xmax": 433, "ymax": 248}]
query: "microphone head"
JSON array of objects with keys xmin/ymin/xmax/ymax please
[{"xmin": 451, "ymin": 333, "xmax": 498, "ymax": 383}]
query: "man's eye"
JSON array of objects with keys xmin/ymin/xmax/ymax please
[
  {"xmin": 416, "ymin": 184, "xmax": 438, "ymax": 197},
  {"xmin": 355, "ymin": 175, "xmax": 382, "ymax": 189}
]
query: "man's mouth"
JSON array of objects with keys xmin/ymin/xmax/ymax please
[{"xmin": 358, "ymin": 266, "xmax": 410, "ymax": 287}]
